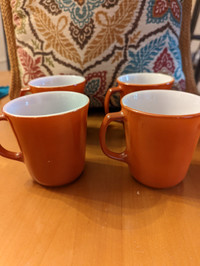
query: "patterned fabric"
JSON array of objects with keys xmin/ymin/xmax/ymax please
[{"xmin": 11, "ymin": 0, "xmax": 185, "ymax": 107}]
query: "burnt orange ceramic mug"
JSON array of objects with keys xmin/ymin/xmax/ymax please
[
  {"xmin": 20, "ymin": 75, "xmax": 86, "ymax": 96},
  {"xmin": 104, "ymin": 73, "xmax": 174, "ymax": 113},
  {"xmin": 0, "ymin": 91, "xmax": 89, "ymax": 186},
  {"xmin": 100, "ymin": 90, "xmax": 200, "ymax": 188}
]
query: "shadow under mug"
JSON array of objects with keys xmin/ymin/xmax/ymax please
[
  {"xmin": 104, "ymin": 73, "xmax": 174, "ymax": 113},
  {"xmin": 100, "ymin": 90, "xmax": 200, "ymax": 188},
  {"xmin": 20, "ymin": 75, "xmax": 86, "ymax": 96},
  {"xmin": 0, "ymin": 91, "xmax": 90, "ymax": 186}
]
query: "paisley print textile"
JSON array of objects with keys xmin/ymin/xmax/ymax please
[
  {"xmin": 39, "ymin": 0, "xmax": 62, "ymax": 15},
  {"xmin": 11, "ymin": 0, "xmax": 185, "ymax": 107}
]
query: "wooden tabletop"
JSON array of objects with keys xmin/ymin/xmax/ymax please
[{"xmin": 0, "ymin": 72, "xmax": 200, "ymax": 265}]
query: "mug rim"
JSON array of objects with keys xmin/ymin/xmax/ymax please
[
  {"xmin": 28, "ymin": 75, "xmax": 86, "ymax": 88},
  {"xmin": 3, "ymin": 91, "xmax": 90, "ymax": 118},
  {"xmin": 121, "ymin": 90, "xmax": 200, "ymax": 118},
  {"xmin": 117, "ymin": 72, "xmax": 174, "ymax": 86}
]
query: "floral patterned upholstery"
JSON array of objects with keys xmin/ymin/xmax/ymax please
[{"xmin": 10, "ymin": 0, "xmax": 185, "ymax": 107}]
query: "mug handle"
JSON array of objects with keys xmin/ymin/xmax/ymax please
[
  {"xmin": 20, "ymin": 87, "xmax": 31, "ymax": 97},
  {"xmin": 99, "ymin": 111, "xmax": 128, "ymax": 162},
  {"xmin": 0, "ymin": 114, "xmax": 24, "ymax": 162},
  {"xmin": 104, "ymin": 86, "xmax": 122, "ymax": 114}
]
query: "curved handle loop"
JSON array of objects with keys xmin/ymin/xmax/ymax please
[
  {"xmin": 99, "ymin": 111, "xmax": 128, "ymax": 163},
  {"xmin": 104, "ymin": 86, "xmax": 122, "ymax": 114},
  {"xmin": 0, "ymin": 114, "xmax": 24, "ymax": 162},
  {"xmin": 20, "ymin": 87, "xmax": 31, "ymax": 97}
]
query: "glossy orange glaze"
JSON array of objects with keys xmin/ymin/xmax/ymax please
[
  {"xmin": 0, "ymin": 95, "xmax": 89, "ymax": 187},
  {"xmin": 100, "ymin": 106, "xmax": 200, "ymax": 189},
  {"xmin": 104, "ymin": 75, "xmax": 174, "ymax": 113},
  {"xmin": 20, "ymin": 79, "xmax": 86, "ymax": 96}
]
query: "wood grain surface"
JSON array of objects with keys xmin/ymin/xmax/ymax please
[{"xmin": 0, "ymin": 71, "xmax": 200, "ymax": 265}]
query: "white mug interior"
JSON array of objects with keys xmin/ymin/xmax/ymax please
[
  {"xmin": 28, "ymin": 75, "xmax": 85, "ymax": 88},
  {"xmin": 3, "ymin": 91, "xmax": 89, "ymax": 117},
  {"xmin": 122, "ymin": 90, "xmax": 200, "ymax": 116},
  {"xmin": 118, "ymin": 73, "xmax": 174, "ymax": 85}
]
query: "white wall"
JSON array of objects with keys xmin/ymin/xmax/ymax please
[{"xmin": 0, "ymin": 12, "xmax": 8, "ymax": 71}]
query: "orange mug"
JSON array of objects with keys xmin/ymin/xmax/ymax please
[
  {"xmin": 20, "ymin": 75, "xmax": 86, "ymax": 96},
  {"xmin": 0, "ymin": 91, "xmax": 89, "ymax": 186},
  {"xmin": 104, "ymin": 73, "xmax": 174, "ymax": 113},
  {"xmin": 100, "ymin": 90, "xmax": 200, "ymax": 188}
]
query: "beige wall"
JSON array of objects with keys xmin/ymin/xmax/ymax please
[{"xmin": 0, "ymin": 12, "xmax": 8, "ymax": 71}]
